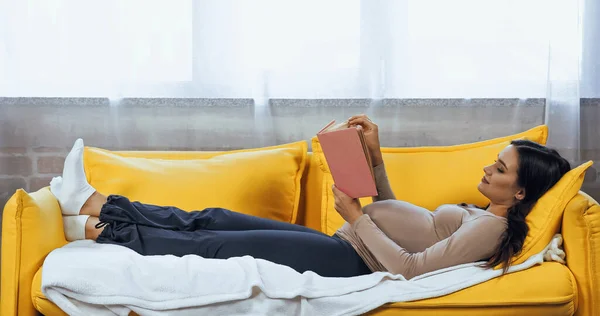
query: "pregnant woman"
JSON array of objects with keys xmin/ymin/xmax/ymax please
[{"xmin": 51, "ymin": 115, "xmax": 570, "ymax": 279}]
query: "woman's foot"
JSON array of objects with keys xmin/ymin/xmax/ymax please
[
  {"xmin": 63, "ymin": 215, "xmax": 90, "ymax": 241},
  {"xmin": 62, "ymin": 215, "xmax": 105, "ymax": 241},
  {"xmin": 51, "ymin": 138, "xmax": 96, "ymax": 215}
]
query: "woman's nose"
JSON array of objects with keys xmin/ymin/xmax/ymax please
[{"xmin": 483, "ymin": 165, "xmax": 492, "ymax": 175}]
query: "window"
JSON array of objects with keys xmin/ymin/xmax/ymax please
[
  {"xmin": 0, "ymin": 0, "xmax": 586, "ymax": 98},
  {"xmin": 1, "ymin": 0, "xmax": 192, "ymax": 96}
]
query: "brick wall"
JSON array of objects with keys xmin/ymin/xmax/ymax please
[{"xmin": 0, "ymin": 147, "xmax": 66, "ymax": 201}]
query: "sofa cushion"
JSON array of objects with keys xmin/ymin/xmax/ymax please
[
  {"xmin": 562, "ymin": 193, "xmax": 600, "ymax": 316},
  {"xmin": 366, "ymin": 262, "xmax": 577, "ymax": 315},
  {"xmin": 312, "ymin": 125, "xmax": 549, "ymax": 236},
  {"xmin": 31, "ymin": 262, "xmax": 576, "ymax": 316},
  {"xmin": 510, "ymin": 160, "xmax": 592, "ymax": 266},
  {"xmin": 31, "ymin": 268, "xmax": 68, "ymax": 316},
  {"xmin": 83, "ymin": 141, "xmax": 307, "ymax": 224},
  {"xmin": 1, "ymin": 188, "xmax": 67, "ymax": 316}
]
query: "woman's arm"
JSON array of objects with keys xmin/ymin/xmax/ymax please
[
  {"xmin": 372, "ymin": 163, "xmax": 396, "ymax": 202},
  {"xmin": 352, "ymin": 214, "xmax": 505, "ymax": 279}
]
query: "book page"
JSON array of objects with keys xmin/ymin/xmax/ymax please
[{"xmin": 323, "ymin": 120, "xmax": 349, "ymax": 133}]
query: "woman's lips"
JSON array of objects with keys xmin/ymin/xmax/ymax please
[{"xmin": 481, "ymin": 176, "xmax": 489, "ymax": 184}]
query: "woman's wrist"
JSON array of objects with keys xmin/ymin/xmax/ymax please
[
  {"xmin": 371, "ymin": 151, "xmax": 383, "ymax": 167},
  {"xmin": 348, "ymin": 212, "xmax": 365, "ymax": 227}
]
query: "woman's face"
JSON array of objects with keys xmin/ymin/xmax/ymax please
[{"xmin": 478, "ymin": 145, "xmax": 525, "ymax": 205}]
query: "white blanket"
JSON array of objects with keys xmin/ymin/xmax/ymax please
[{"xmin": 42, "ymin": 234, "xmax": 565, "ymax": 316}]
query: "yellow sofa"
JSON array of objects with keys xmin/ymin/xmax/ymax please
[{"xmin": 2, "ymin": 127, "xmax": 599, "ymax": 316}]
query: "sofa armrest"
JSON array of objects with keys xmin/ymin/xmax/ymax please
[
  {"xmin": 1, "ymin": 187, "xmax": 68, "ymax": 316},
  {"xmin": 562, "ymin": 192, "xmax": 600, "ymax": 316}
]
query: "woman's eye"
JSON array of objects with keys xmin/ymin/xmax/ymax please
[{"xmin": 494, "ymin": 160, "xmax": 504, "ymax": 173}]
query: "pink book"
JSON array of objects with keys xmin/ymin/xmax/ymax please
[{"xmin": 316, "ymin": 120, "xmax": 378, "ymax": 198}]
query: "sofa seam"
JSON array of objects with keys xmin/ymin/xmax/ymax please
[
  {"xmin": 12, "ymin": 190, "xmax": 24, "ymax": 316},
  {"xmin": 566, "ymin": 261, "xmax": 579, "ymax": 313},
  {"xmin": 384, "ymin": 294, "xmax": 575, "ymax": 308},
  {"xmin": 312, "ymin": 139, "xmax": 330, "ymax": 175},
  {"xmin": 321, "ymin": 176, "xmax": 331, "ymax": 233},
  {"xmin": 32, "ymin": 296, "xmax": 41, "ymax": 313},
  {"xmin": 312, "ymin": 139, "xmax": 333, "ymax": 233},
  {"xmin": 290, "ymin": 142, "xmax": 308, "ymax": 224},
  {"xmin": 583, "ymin": 208, "xmax": 597, "ymax": 316}
]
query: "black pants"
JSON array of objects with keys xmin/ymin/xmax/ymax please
[{"xmin": 96, "ymin": 195, "xmax": 371, "ymax": 277}]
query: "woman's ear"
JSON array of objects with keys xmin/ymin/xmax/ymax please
[{"xmin": 514, "ymin": 188, "xmax": 526, "ymax": 201}]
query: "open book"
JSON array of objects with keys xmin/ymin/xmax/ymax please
[{"xmin": 316, "ymin": 120, "xmax": 378, "ymax": 198}]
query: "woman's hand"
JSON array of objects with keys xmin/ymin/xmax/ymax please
[
  {"xmin": 332, "ymin": 185, "xmax": 363, "ymax": 225},
  {"xmin": 348, "ymin": 114, "xmax": 383, "ymax": 167}
]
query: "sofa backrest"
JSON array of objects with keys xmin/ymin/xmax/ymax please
[{"xmin": 562, "ymin": 192, "xmax": 600, "ymax": 316}]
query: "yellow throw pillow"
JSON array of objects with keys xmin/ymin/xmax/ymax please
[
  {"xmin": 312, "ymin": 125, "xmax": 548, "ymax": 235},
  {"xmin": 1, "ymin": 188, "xmax": 67, "ymax": 316},
  {"xmin": 510, "ymin": 160, "xmax": 592, "ymax": 266},
  {"xmin": 83, "ymin": 141, "xmax": 307, "ymax": 224}
]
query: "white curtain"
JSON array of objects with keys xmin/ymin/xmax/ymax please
[
  {"xmin": 544, "ymin": 0, "xmax": 583, "ymax": 164},
  {"xmin": 1, "ymin": 0, "xmax": 587, "ymax": 99}
]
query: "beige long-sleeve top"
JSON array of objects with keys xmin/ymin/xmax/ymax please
[{"xmin": 335, "ymin": 164, "xmax": 508, "ymax": 279}]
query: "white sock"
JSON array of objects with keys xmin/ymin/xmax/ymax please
[
  {"xmin": 63, "ymin": 215, "xmax": 90, "ymax": 241},
  {"xmin": 50, "ymin": 176, "xmax": 63, "ymax": 197},
  {"xmin": 56, "ymin": 138, "xmax": 96, "ymax": 215}
]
